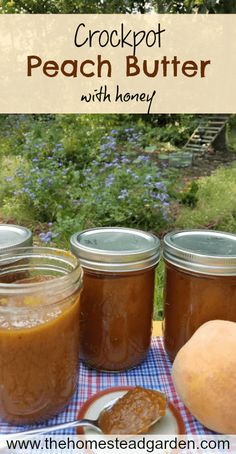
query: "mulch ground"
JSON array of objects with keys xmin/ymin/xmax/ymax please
[{"xmin": 182, "ymin": 149, "xmax": 236, "ymax": 179}]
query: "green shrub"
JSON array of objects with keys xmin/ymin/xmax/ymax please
[
  {"xmin": 0, "ymin": 118, "xmax": 177, "ymax": 243},
  {"xmin": 55, "ymin": 147, "xmax": 174, "ymax": 243},
  {"xmin": 180, "ymin": 180, "xmax": 199, "ymax": 208}
]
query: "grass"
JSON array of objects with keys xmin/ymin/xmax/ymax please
[{"xmin": 176, "ymin": 163, "xmax": 236, "ymax": 232}]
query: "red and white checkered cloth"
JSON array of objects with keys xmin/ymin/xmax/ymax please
[{"xmin": 0, "ymin": 337, "xmax": 214, "ymax": 435}]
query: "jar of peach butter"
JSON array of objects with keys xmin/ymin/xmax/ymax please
[
  {"xmin": 70, "ymin": 227, "xmax": 160, "ymax": 372},
  {"xmin": 163, "ymin": 230, "xmax": 236, "ymax": 362},
  {"xmin": 0, "ymin": 247, "xmax": 83, "ymax": 424}
]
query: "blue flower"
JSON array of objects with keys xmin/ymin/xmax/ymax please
[
  {"xmin": 155, "ymin": 182, "xmax": 165, "ymax": 190},
  {"xmin": 104, "ymin": 162, "xmax": 113, "ymax": 169},
  {"xmin": 5, "ymin": 176, "xmax": 13, "ymax": 182},
  {"xmin": 118, "ymin": 189, "xmax": 128, "ymax": 200},
  {"xmin": 83, "ymin": 168, "xmax": 91, "ymax": 176},
  {"xmin": 39, "ymin": 233, "xmax": 49, "ymax": 242},
  {"xmin": 106, "ymin": 141, "xmax": 116, "ymax": 150},
  {"xmin": 22, "ymin": 187, "xmax": 30, "ymax": 194},
  {"xmin": 29, "ymin": 193, "xmax": 36, "ymax": 200},
  {"xmin": 39, "ymin": 231, "xmax": 54, "ymax": 243},
  {"xmin": 100, "ymin": 152, "xmax": 108, "ymax": 158},
  {"xmin": 138, "ymin": 155, "xmax": 149, "ymax": 163},
  {"xmin": 151, "ymin": 192, "xmax": 160, "ymax": 200},
  {"xmin": 105, "ymin": 175, "xmax": 115, "ymax": 187},
  {"xmin": 121, "ymin": 156, "xmax": 130, "ymax": 164}
]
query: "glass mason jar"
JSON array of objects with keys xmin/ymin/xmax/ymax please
[
  {"xmin": 70, "ymin": 227, "xmax": 160, "ymax": 372},
  {"xmin": 0, "ymin": 247, "xmax": 83, "ymax": 424},
  {"xmin": 0, "ymin": 224, "xmax": 32, "ymax": 282},
  {"xmin": 163, "ymin": 230, "xmax": 236, "ymax": 362}
]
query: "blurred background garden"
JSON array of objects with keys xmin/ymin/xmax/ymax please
[
  {"xmin": 0, "ymin": 113, "xmax": 236, "ymax": 318},
  {"xmin": 0, "ymin": 0, "xmax": 236, "ymax": 318}
]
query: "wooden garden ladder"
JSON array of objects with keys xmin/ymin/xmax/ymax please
[{"xmin": 184, "ymin": 114, "xmax": 231, "ymax": 156}]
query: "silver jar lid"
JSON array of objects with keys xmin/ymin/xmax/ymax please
[
  {"xmin": 70, "ymin": 227, "xmax": 160, "ymax": 272},
  {"xmin": 0, "ymin": 224, "xmax": 32, "ymax": 253},
  {"xmin": 164, "ymin": 229, "xmax": 236, "ymax": 276}
]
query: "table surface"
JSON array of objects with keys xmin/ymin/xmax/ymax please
[
  {"xmin": 153, "ymin": 320, "xmax": 163, "ymax": 337},
  {"xmin": 0, "ymin": 336, "xmax": 210, "ymax": 435}
]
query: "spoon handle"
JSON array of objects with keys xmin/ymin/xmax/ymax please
[{"xmin": 3, "ymin": 419, "xmax": 100, "ymax": 440}]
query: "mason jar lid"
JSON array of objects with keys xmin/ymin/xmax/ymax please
[
  {"xmin": 70, "ymin": 227, "xmax": 160, "ymax": 272},
  {"xmin": 163, "ymin": 229, "xmax": 236, "ymax": 276},
  {"xmin": 0, "ymin": 224, "xmax": 32, "ymax": 253}
]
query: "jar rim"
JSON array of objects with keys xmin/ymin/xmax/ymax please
[
  {"xmin": 0, "ymin": 224, "xmax": 32, "ymax": 252},
  {"xmin": 70, "ymin": 227, "xmax": 160, "ymax": 272},
  {"xmin": 163, "ymin": 229, "xmax": 236, "ymax": 276},
  {"xmin": 0, "ymin": 246, "xmax": 83, "ymax": 298}
]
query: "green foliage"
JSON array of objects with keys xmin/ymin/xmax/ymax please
[
  {"xmin": 0, "ymin": 116, "xmax": 177, "ymax": 244},
  {"xmin": 228, "ymin": 116, "xmax": 236, "ymax": 151},
  {"xmin": 180, "ymin": 180, "xmax": 199, "ymax": 208},
  {"xmin": 142, "ymin": 124, "xmax": 188, "ymax": 147},
  {"xmin": 0, "ymin": 142, "xmax": 74, "ymax": 223},
  {"xmin": 50, "ymin": 115, "xmax": 116, "ymax": 166},
  {"xmin": 0, "ymin": 114, "xmax": 235, "ymax": 320},
  {"xmin": 2, "ymin": 0, "xmax": 235, "ymax": 14},
  {"xmin": 176, "ymin": 163, "xmax": 236, "ymax": 232},
  {"xmin": 151, "ymin": 0, "xmax": 236, "ymax": 13},
  {"xmin": 0, "ymin": 0, "xmax": 148, "ymax": 14},
  {"xmin": 55, "ymin": 153, "xmax": 174, "ymax": 243},
  {"xmin": 154, "ymin": 259, "xmax": 165, "ymax": 320}
]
